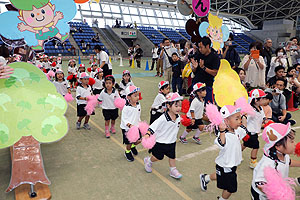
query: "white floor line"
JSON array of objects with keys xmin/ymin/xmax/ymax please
[
  {"xmin": 176, "ymin": 145, "xmax": 219, "ymax": 162},
  {"xmin": 292, "ymin": 126, "xmax": 300, "ymax": 130}
]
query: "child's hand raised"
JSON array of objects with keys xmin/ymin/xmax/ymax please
[
  {"xmin": 18, "ymin": 23, "xmax": 27, "ymax": 32},
  {"xmin": 55, "ymin": 11, "xmax": 64, "ymax": 20},
  {"xmin": 219, "ymin": 122, "xmax": 227, "ymax": 132}
]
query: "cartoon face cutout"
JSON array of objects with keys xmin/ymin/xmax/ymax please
[
  {"xmin": 19, "ymin": 4, "xmax": 55, "ymax": 28},
  {"xmin": 208, "ymin": 26, "xmax": 221, "ymax": 41}
]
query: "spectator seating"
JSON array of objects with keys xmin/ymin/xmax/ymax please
[
  {"xmin": 158, "ymin": 27, "xmax": 186, "ymax": 42},
  {"xmin": 176, "ymin": 29, "xmax": 191, "ymax": 40},
  {"xmin": 69, "ymin": 21, "xmax": 108, "ymax": 55},
  {"xmin": 138, "ymin": 26, "xmax": 166, "ymax": 45},
  {"xmin": 233, "ymin": 33, "xmax": 255, "ymax": 54},
  {"xmin": 44, "ymin": 39, "xmax": 73, "ymax": 56}
]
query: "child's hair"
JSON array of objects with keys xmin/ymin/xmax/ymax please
[
  {"xmin": 122, "ymin": 73, "xmax": 131, "ymax": 85},
  {"xmin": 265, "ymin": 92, "xmax": 273, "ymax": 101},
  {"xmin": 166, "ymin": 100, "xmax": 181, "ymax": 111},
  {"xmin": 286, "ymin": 67, "xmax": 296, "ymax": 77},
  {"xmin": 11, "ymin": 0, "xmax": 50, "ymax": 11},
  {"xmin": 250, "ymin": 97, "xmax": 261, "ymax": 110},
  {"xmin": 103, "ymin": 75, "xmax": 115, "ymax": 88},
  {"xmin": 68, "ymin": 62, "xmax": 76, "ymax": 67},
  {"xmin": 160, "ymin": 84, "xmax": 169, "ymax": 91},
  {"xmin": 55, "ymin": 72, "xmax": 65, "ymax": 82},
  {"xmin": 268, "ymin": 130, "xmax": 295, "ymax": 161},
  {"xmin": 172, "ymin": 52, "xmax": 179, "ymax": 57}
]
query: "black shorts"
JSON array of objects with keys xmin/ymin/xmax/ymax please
[
  {"xmin": 150, "ymin": 110, "xmax": 163, "ymax": 124},
  {"xmin": 122, "ymin": 129, "xmax": 142, "ymax": 144},
  {"xmin": 243, "ymin": 133, "xmax": 259, "ymax": 149},
  {"xmin": 102, "ymin": 108, "xmax": 118, "ymax": 121},
  {"xmin": 150, "ymin": 142, "xmax": 176, "ymax": 160},
  {"xmin": 102, "ymin": 64, "xmax": 112, "ymax": 77},
  {"xmin": 186, "ymin": 119, "xmax": 204, "ymax": 130},
  {"xmin": 216, "ymin": 164, "xmax": 238, "ymax": 193},
  {"xmin": 77, "ymin": 104, "xmax": 95, "ymax": 117},
  {"xmin": 93, "ymin": 88, "xmax": 103, "ymax": 95},
  {"xmin": 251, "ymin": 186, "xmax": 260, "ymax": 200}
]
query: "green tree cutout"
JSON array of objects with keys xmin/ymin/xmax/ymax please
[{"xmin": 0, "ymin": 62, "xmax": 68, "ymax": 149}]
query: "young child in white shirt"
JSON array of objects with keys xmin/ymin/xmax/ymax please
[
  {"xmin": 150, "ymin": 81, "xmax": 170, "ymax": 124},
  {"xmin": 67, "ymin": 59, "xmax": 77, "ymax": 89},
  {"xmin": 77, "ymin": 64, "xmax": 88, "ymax": 83},
  {"xmin": 251, "ymin": 123, "xmax": 300, "ymax": 200},
  {"xmin": 200, "ymin": 105, "xmax": 243, "ymax": 200},
  {"xmin": 89, "ymin": 62, "xmax": 98, "ymax": 79},
  {"xmin": 92, "ymin": 68, "xmax": 104, "ymax": 95},
  {"xmin": 144, "ymin": 92, "xmax": 183, "ymax": 179},
  {"xmin": 243, "ymin": 89, "xmax": 269, "ymax": 168},
  {"xmin": 118, "ymin": 70, "xmax": 134, "ymax": 98},
  {"xmin": 53, "ymin": 69, "xmax": 71, "ymax": 96},
  {"xmin": 180, "ymin": 82, "xmax": 206, "ymax": 145},
  {"xmin": 120, "ymin": 86, "xmax": 142, "ymax": 162},
  {"xmin": 76, "ymin": 72, "xmax": 93, "ymax": 130},
  {"xmin": 98, "ymin": 75, "xmax": 120, "ymax": 138}
]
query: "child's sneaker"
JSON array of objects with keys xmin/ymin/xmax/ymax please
[
  {"xmin": 295, "ymin": 177, "xmax": 300, "ymax": 186},
  {"xmin": 83, "ymin": 123, "xmax": 91, "ymax": 130},
  {"xmin": 144, "ymin": 156, "xmax": 152, "ymax": 173},
  {"xmin": 249, "ymin": 159, "xmax": 257, "ymax": 169},
  {"xmin": 179, "ymin": 136, "xmax": 188, "ymax": 144},
  {"xmin": 192, "ymin": 136, "xmax": 202, "ymax": 144},
  {"xmin": 170, "ymin": 168, "xmax": 182, "ymax": 179},
  {"xmin": 124, "ymin": 151, "xmax": 134, "ymax": 162},
  {"xmin": 76, "ymin": 121, "xmax": 81, "ymax": 130},
  {"xmin": 110, "ymin": 127, "xmax": 116, "ymax": 134},
  {"xmin": 105, "ymin": 130, "xmax": 111, "ymax": 138},
  {"xmin": 131, "ymin": 146, "xmax": 138, "ymax": 156},
  {"xmin": 200, "ymin": 174, "xmax": 209, "ymax": 191}
]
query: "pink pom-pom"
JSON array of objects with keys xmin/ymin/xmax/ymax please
[
  {"xmin": 138, "ymin": 121, "xmax": 149, "ymax": 136},
  {"xmin": 235, "ymin": 97, "xmax": 255, "ymax": 116},
  {"xmin": 46, "ymin": 73, "xmax": 50, "ymax": 80},
  {"xmin": 141, "ymin": 135, "xmax": 156, "ymax": 149},
  {"xmin": 64, "ymin": 93, "xmax": 74, "ymax": 102},
  {"xmin": 206, "ymin": 103, "xmax": 223, "ymax": 126},
  {"xmin": 263, "ymin": 167, "xmax": 296, "ymax": 200},
  {"xmin": 127, "ymin": 126, "xmax": 140, "ymax": 143},
  {"xmin": 37, "ymin": 64, "xmax": 42, "ymax": 68},
  {"xmin": 114, "ymin": 98, "xmax": 126, "ymax": 110},
  {"xmin": 47, "ymin": 70, "xmax": 55, "ymax": 77},
  {"xmin": 85, "ymin": 95, "xmax": 100, "ymax": 115}
]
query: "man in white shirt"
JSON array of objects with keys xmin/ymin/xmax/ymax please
[
  {"xmin": 160, "ymin": 38, "xmax": 178, "ymax": 83},
  {"xmin": 151, "ymin": 44, "xmax": 159, "ymax": 71},
  {"xmin": 94, "ymin": 45, "xmax": 112, "ymax": 77}
]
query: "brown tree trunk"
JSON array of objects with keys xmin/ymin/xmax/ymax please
[{"xmin": 6, "ymin": 136, "xmax": 51, "ymax": 192}]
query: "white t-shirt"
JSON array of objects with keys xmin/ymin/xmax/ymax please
[
  {"xmin": 93, "ymin": 78, "xmax": 104, "ymax": 90},
  {"xmin": 252, "ymin": 154, "xmax": 290, "ymax": 198},
  {"xmin": 149, "ymin": 112, "xmax": 181, "ymax": 144},
  {"xmin": 68, "ymin": 66, "xmax": 77, "ymax": 75},
  {"xmin": 98, "ymin": 88, "xmax": 120, "ymax": 109},
  {"xmin": 90, "ymin": 71, "xmax": 96, "ymax": 79},
  {"xmin": 53, "ymin": 80, "xmax": 70, "ymax": 96},
  {"xmin": 187, "ymin": 97, "xmax": 204, "ymax": 119},
  {"xmin": 76, "ymin": 85, "xmax": 92, "ymax": 105},
  {"xmin": 215, "ymin": 131, "xmax": 242, "ymax": 168},
  {"xmin": 119, "ymin": 80, "xmax": 134, "ymax": 97},
  {"xmin": 151, "ymin": 93, "xmax": 166, "ymax": 114},
  {"xmin": 43, "ymin": 61, "xmax": 51, "ymax": 70},
  {"xmin": 120, "ymin": 102, "xmax": 141, "ymax": 131},
  {"xmin": 247, "ymin": 106, "xmax": 265, "ymax": 134},
  {"xmin": 235, "ymin": 125, "xmax": 249, "ymax": 140},
  {"xmin": 267, "ymin": 57, "xmax": 287, "ymax": 80},
  {"xmin": 152, "ymin": 47, "xmax": 159, "ymax": 59},
  {"xmin": 97, "ymin": 51, "xmax": 112, "ymax": 70}
]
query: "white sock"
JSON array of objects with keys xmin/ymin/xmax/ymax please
[
  {"xmin": 194, "ymin": 129, "xmax": 202, "ymax": 138},
  {"xmin": 204, "ymin": 174, "xmax": 211, "ymax": 182},
  {"xmin": 148, "ymin": 157, "xmax": 152, "ymax": 163},
  {"xmin": 170, "ymin": 167, "xmax": 176, "ymax": 171},
  {"xmin": 218, "ymin": 197, "xmax": 227, "ymax": 200}
]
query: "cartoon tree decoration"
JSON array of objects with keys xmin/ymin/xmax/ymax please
[
  {"xmin": 199, "ymin": 13, "xmax": 229, "ymax": 52},
  {"xmin": 0, "ymin": 62, "xmax": 68, "ymax": 148},
  {"xmin": 213, "ymin": 59, "xmax": 248, "ymax": 107},
  {"xmin": 0, "ymin": 0, "xmax": 76, "ymax": 51}
]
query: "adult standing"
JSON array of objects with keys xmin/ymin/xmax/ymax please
[
  {"xmin": 94, "ymin": 45, "xmax": 112, "ymax": 77},
  {"xmin": 191, "ymin": 37, "xmax": 220, "ymax": 103},
  {"xmin": 241, "ymin": 41, "xmax": 266, "ymax": 88},
  {"xmin": 160, "ymin": 38, "xmax": 178, "ymax": 83},
  {"xmin": 222, "ymin": 33, "xmax": 241, "ymax": 69},
  {"xmin": 134, "ymin": 44, "xmax": 143, "ymax": 68},
  {"xmin": 289, "ymin": 37, "xmax": 300, "ymax": 65},
  {"xmin": 261, "ymin": 38, "xmax": 273, "ymax": 76},
  {"xmin": 151, "ymin": 44, "xmax": 159, "ymax": 71},
  {"xmin": 267, "ymin": 47, "xmax": 287, "ymax": 80},
  {"xmin": 156, "ymin": 43, "xmax": 163, "ymax": 77}
]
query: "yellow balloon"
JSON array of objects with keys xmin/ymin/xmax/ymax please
[{"xmin": 213, "ymin": 59, "xmax": 248, "ymax": 107}]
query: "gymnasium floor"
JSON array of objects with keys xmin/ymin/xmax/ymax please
[{"xmin": 0, "ymin": 59, "xmax": 299, "ymax": 200}]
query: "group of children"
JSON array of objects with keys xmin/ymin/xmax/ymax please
[{"xmin": 28, "ymin": 55, "xmax": 299, "ymax": 199}]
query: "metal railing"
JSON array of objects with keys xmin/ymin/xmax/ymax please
[{"xmin": 96, "ymin": 27, "xmax": 118, "ymax": 56}]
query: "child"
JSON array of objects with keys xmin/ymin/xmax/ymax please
[
  {"xmin": 92, "ymin": 68, "xmax": 104, "ymax": 95},
  {"xmin": 68, "ymin": 59, "xmax": 77, "ymax": 89},
  {"xmin": 261, "ymin": 92, "xmax": 273, "ymax": 127},
  {"xmin": 150, "ymin": 81, "xmax": 170, "ymax": 124},
  {"xmin": 120, "ymin": 86, "xmax": 142, "ymax": 162},
  {"xmin": 53, "ymin": 69, "xmax": 71, "ymax": 96},
  {"xmin": 251, "ymin": 123, "xmax": 300, "ymax": 199},
  {"xmin": 171, "ymin": 52, "xmax": 184, "ymax": 95},
  {"xmin": 98, "ymin": 75, "xmax": 120, "ymax": 138},
  {"xmin": 89, "ymin": 62, "xmax": 98, "ymax": 79},
  {"xmin": 77, "ymin": 64, "xmax": 87, "ymax": 80},
  {"xmin": 243, "ymin": 89, "xmax": 268, "ymax": 169},
  {"xmin": 235, "ymin": 68, "xmax": 248, "ymax": 89},
  {"xmin": 200, "ymin": 105, "xmax": 243, "ymax": 200},
  {"xmin": 119, "ymin": 70, "xmax": 134, "ymax": 98},
  {"xmin": 180, "ymin": 82, "xmax": 206, "ymax": 145},
  {"xmin": 76, "ymin": 73, "xmax": 93, "ymax": 130},
  {"xmin": 42, "ymin": 55, "xmax": 50, "ymax": 73},
  {"xmin": 144, "ymin": 92, "xmax": 183, "ymax": 179}
]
